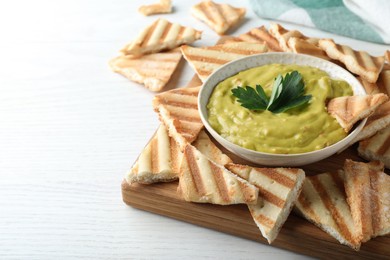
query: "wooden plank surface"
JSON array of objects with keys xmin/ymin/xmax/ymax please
[
  {"xmin": 122, "ymin": 40, "xmax": 390, "ymax": 259},
  {"xmin": 122, "ymin": 180, "xmax": 390, "ymax": 260}
]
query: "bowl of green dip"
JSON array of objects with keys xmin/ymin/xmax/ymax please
[{"xmin": 198, "ymin": 53, "xmax": 366, "ymax": 166}]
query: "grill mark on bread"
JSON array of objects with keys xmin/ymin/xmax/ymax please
[
  {"xmin": 214, "ymin": 2, "xmax": 226, "ymax": 26},
  {"xmin": 207, "ymin": 46, "xmax": 260, "ymax": 55},
  {"xmin": 160, "ymin": 22, "xmax": 172, "ymax": 42},
  {"xmin": 172, "ymin": 89, "xmax": 199, "ymax": 96},
  {"xmin": 254, "ymin": 214, "xmax": 275, "ymax": 229},
  {"xmin": 257, "ymin": 186, "xmax": 285, "ymax": 208},
  {"xmin": 353, "ymin": 168, "xmax": 372, "ymax": 240},
  {"xmin": 355, "ymin": 51, "xmax": 366, "ymax": 70},
  {"xmin": 176, "ymin": 26, "xmax": 186, "ymax": 41},
  {"xmin": 297, "ymin": 191, "xmax": 319, "ymax": 223},
  {"xmin": 185, "ymin": 145, "xmax": 206, "ymax": 196},
  {"xmin": 141, "ymin": 20, "xmax": 159, "ymax": 47},
  {"xmin": 369, "ymin": 172, "xmax": 381, "ymax": 235},
  {"xmin": 209, "ymin": 162, "xmax": 230, "ymax": 203},
  {"xmin": 168, "ymin": 112, "xmax": 202, "ymax": 123},
  {"xmin": 330, "ymin": 172, "xmax": 345, "ymax": 193},
  {"xmin": 238, "ymin": 181, "xmax": 256, "ymax": 203},
  {"xmin": 183, "ymin": 54, "xmax": 228, "ymax": 64},
  {"xmin": 199, "ymin": 1, "xmax": 215, "ymax": 25},
  {"xmin": 157, "ymin": 100, "xmax": 198, "ymax": 109},
  {"xmin": 310, "ymin": 175, "xmax": 355, "ymax": 243},
  {"xmin": 258, "ymin": 168, "xmax": 295, "ymax": 189}
]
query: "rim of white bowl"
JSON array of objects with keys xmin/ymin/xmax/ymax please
[{"xmin": 198, "ymin": 52, "xmax": 367, "ymax": 158}]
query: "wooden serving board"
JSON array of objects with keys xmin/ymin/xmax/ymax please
[{"xmin": 122, "ymin": 39, "xmax": 390, "ymax": 259}]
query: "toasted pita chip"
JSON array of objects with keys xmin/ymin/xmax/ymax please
[
  {"xmin": 295, "ymin": 171, "xmax": 361, "ymax": 250},
  {"xmin": 191, "ymin": 0, "xmax": 246, "ymax": 35},
  {"xmin": 288, "ymin": 37, "xmax": 331, "ymax": 61},
  {"xmin": 327, "ymin": 93, "xmax": 389, "ymax": 132},
  {"xmin": 268, "ymin": 23, "xmax": 319, "ymax": 52},
  {"xmin": 121, "ymin": 19, "xmax": 202, "ymax": 57},
  {"xmin": 343, "ymin": 159, "xmax": 390, "ymax": 242},
  {"xmin": 319, "ymin": 39, "xmax": 385, "ymax": 83},
  {"xmin": 178, "ymin": 145, "xmax": 258, "ymax": 205},
  {"xmin": 226, "ymin": 163, "xmax": 305, "ymax": 244},
  {"xmin": 126, "ymin": 124, "xmax": 182, "ymax": 184},
  {"xmin": 192, "ymin": 130, "xmax": 232, "ymax": 165},
  {"xmin": 138, "ymin": 0, "xmax": 172, "ymax": 16},
  {"xmin": 181, "ymin": 41, "xmax": 267, "ymax": 82},
  {"xmin": 229, "ymin": 26, "xmax": 282, "ymax": 52},
  {"xmin": 358, "ymin": 127, "xmax": 390, "ymax": 169},
  {"xmin": 109, "ymin": 48, "xmax": 182, "ymax": 91},
  {"xmin": 153, "ymin": 86, "xmax": 203, "ymax": 151}
]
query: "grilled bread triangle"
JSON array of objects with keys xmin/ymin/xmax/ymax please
[
  {"xmin": 127, "ymin": 124, "xmax": 182, "ymax": 184},
  {"xmin": 192, "ymin": 130, "xmax": 232, "ymax": 166},
  {"xmin": 295, "ymin": 172, "xmax": 362, "ymax": 250},
  {"xmin": 121, "ymin": 19, "xmax": 202, "ymax": 57},
  {"xmin": 319, "ymin": 39, "xmax": 385, "ymax": 83},
  {"xmin": 358, "ymin": 127, "xmax": 390, "ymax": 169},
  {"xmin": 327, "ymin": 93, "xmax": 389, "ymax": 132},
  {"xmin": 178, "ymin": 145, "xmax": 258, "ymax": 205},
  {"xmin": 153, "ymin": 86, "xmax": 203, "ymax": 151},
  {"xmin": 268, "ymin": 23, "xmax": 318, "ymax": 52},
  {"xmin": 138, "ymin": 0, "xmax": 172, "ymax": 16},
  {"xmin": 191, "ymin": 0, "xmax": 246, "ymax": 35},
  {"xmin": 109, "ymin": 48, "xmax": 182, "ymax": 92},
  {"xmin": 227, "ymin": 26, "xmax": 282, "ymax": 52},
  {"xmin": 343, "ymin": 159, "xmax": 390, "ymax": 242},
  {"xmin": 225, "ymin": 163, "xmax": 305, "ymax": 244},
  {"xmin": 288, "ymin": 37, "xmax": 331, "ymax": 61},
  {"xmin": 181, "ymin": 41, "xmax": 267, "ymax": 82}
]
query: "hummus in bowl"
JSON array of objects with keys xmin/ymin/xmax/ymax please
[{"xmin": 198, "ymin": 53, "xmax": 366, "ymax": 166}]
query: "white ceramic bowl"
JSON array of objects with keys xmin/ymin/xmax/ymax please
[{"xmin": 198, "ymin": 53, "xmax": 366, "ymax": 166}]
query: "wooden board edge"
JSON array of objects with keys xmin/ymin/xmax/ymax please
[{"xmin": 122, "ymin": 180, "xmax": 390, "ymax": 260}]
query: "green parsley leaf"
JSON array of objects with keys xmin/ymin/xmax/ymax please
[
  {"xmin": 231, "ymin": 85, "xmax": 269, "ymax": 110},
  {"xmin": 231, "ymin": 71, "xmax": 312, "ymax": 113}
]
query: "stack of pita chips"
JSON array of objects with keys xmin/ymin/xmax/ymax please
[
  {"xmin": 110, "ymin": 19, "xmax": 202, "ymax": 91},
  {"xmin": 295, "ymin": 159, "xmax": 390, "ymax": 250},
  {"xmin": 152, "ymin": 86, "xmax": 204, "ymax": 151},
  {"xmin": 355, "ymin": 66, "xmax": 390, "ymax": 168},
  {"xmin": 191, "ymin": 1, "xmax": 246, "ymax": 35}
]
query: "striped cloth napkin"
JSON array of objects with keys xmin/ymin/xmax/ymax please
[{"xmin": 249, "ymin": 0, "xmax": 390, "ymax": 44}]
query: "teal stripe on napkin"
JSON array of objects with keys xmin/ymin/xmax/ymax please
[{"xmin": 249, "ymin": 0, "xmax": 384, "ymax": 43}]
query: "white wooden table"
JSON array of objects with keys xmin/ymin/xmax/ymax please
[{"xmin": 0, "ymin": 1, "xmax": 388, "ymax": 259}]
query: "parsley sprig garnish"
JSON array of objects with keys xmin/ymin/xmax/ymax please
[{"xmin": 231, "ymin": 71, "xmax": 312, "ymax": 113}]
